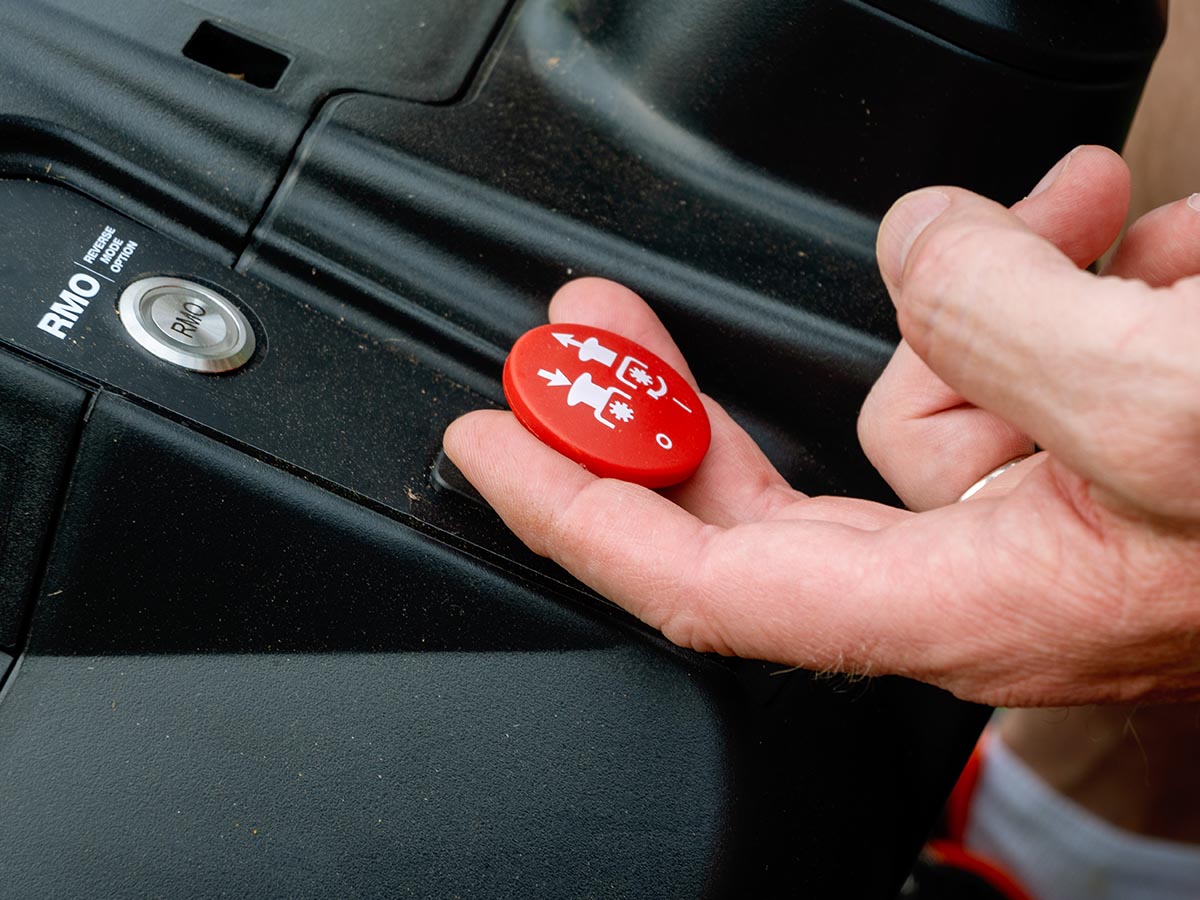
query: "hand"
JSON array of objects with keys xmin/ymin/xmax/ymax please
[{"xmin": 444, "ymin": 146, "xmax": 1200, "ymax": 707}]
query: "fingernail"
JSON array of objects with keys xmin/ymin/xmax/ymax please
[
  {"xmin": 877, "ymin": 189, "xmax": 951, "ymax": 284},
  {"xmin": 1028, "ymin": 148, "xmax": 1077, "ymax": 199},
  {"xmin": 1188, "ymin": 193, "xmax": 1200, "ymax": 213}
]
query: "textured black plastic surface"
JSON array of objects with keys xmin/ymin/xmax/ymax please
[
  {"xmin": 189, "ymin": 0, "xmax": 511, "ymax": 99},
  {"xmin": 0, "ymin": 0, "xmax": 302, "ymax": 262},
  {"xmin": 0, "ymin": 0, "xmax": 510, "ymax": 261},
  {"xmin": 242, "ymin": 0, "xmax": 1163, "ymax": 493},
  {"xmin": 0, "ymin": 393, "xmax": 986, "ymax": 898},
  {"xmin": 2, "ymin": 395, "xmax": 733, "ymax": 898},
  {"xmin": 0, "ymin": 180, "xmax": 558, "ymax": 573},
  {"xmin": 865, "ymin": 0, "xmax": 1166, "ymax": 79},
  {"xmin": 0, "ymin": 353, "xmax": 89, "ymax": 649},
  {"xmin": 525, "ymin": 0, "xmax": 1161, "ymax": 215}
]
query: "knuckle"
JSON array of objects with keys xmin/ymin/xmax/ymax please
[
  {"xmin": 902, "ymin": 224, "xmax": 991, "ymax": 316},
  {"xmin": 652, "ymin": 525, "xmax": 733, "ymax": 654},
  {"xmin": 638, "ymin": 520, "xmax": 720, "ymax": 648},
  {"xmin": 537, "ymin": 478, "xmax": 625, "ymax": 559},
  {"xmin": 900, "ymin": 223, "xmax": 1044, "ymax": 349}
]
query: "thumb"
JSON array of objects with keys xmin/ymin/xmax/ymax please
[{"xmin": 875, "ymin": 188, "xmax": 1200, "ymax": 519}]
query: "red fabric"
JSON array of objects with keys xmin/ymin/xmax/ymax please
[
  {"xmin": 945, "ymin": 737, "xmax": 987, "ymax": 843},
  {"xmin": 928, "ymin": 733, "xmax": 1034, "ymax": 900}
]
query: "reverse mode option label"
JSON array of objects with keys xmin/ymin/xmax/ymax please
[{"xmin": 35, "ymin": 223, "xmax": 142, "ymax": 341}]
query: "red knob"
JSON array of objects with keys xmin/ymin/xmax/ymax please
[{"xmin": 502, "ymin": 324, "xmax": 711, "ymax": 487}]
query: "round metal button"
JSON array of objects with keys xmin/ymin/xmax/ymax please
[{"xmin": 118, "ymin": 277, "xmax": 255, "ymax": 373}]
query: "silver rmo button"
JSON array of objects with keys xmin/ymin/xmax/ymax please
[{"xmin": 118, "ymin": 277, "xmax": 255, "ymax": 373}]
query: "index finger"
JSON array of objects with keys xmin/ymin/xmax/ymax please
[{"xmin": 442, "ymin": 407, "xmax": 900, "ymax": 663}]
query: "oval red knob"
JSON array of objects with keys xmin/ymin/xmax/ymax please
[{"xmin": 502, "ymin": 324, "xmax": 711, "ymax": 487}]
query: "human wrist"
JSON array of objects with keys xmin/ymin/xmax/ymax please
[{"xmin": 999, "ymin": 705, "xmax": 1200, "ymax": 843}]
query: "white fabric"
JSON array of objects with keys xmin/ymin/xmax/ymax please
[{"xmin": 963, "ymin": 736, "xmax": 1200, "ymax": 900}]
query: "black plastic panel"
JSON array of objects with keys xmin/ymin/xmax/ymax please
[
  {"xmin": 0, "ymin": 177, "xmax": 893, "ymax": 573},
  {"xmin": 0, "ymin": 353, "xmax": 89, "ymax": 649},
  {"xmin": 0, "ymin": 1, "xmax": 306, "ymax": 262},
  {"xmin": 864, "ymin": 0, "xmax": 1165, "ymax": 79},
  {"xmin": 241, "ymin": 0, "xmax": 1162, "ymax": 499},
  {"xmin": 0, "ymin": 0, "xmax": 511, "ymax": 262},
  {"xmin": 505, "ymin": 0, "xmax": 1158, "ymax": 217},
  {"xmin": 0, "ymin": 180, "xmax": 488, "ymax": 511},
  {"xmin": 1, "ymin": 396, "xmax": 733, "ymax": 898},
  {"xmin": 240, "ymin": 93, "xmax": 896, "ymax": 500},
  {"xmin": 189, "ymin": 0, "xmax": 511, "ymax": 100},
  {"xmin": 0, "ymin": 394, "xmax": 988, "ymax": 898}
]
